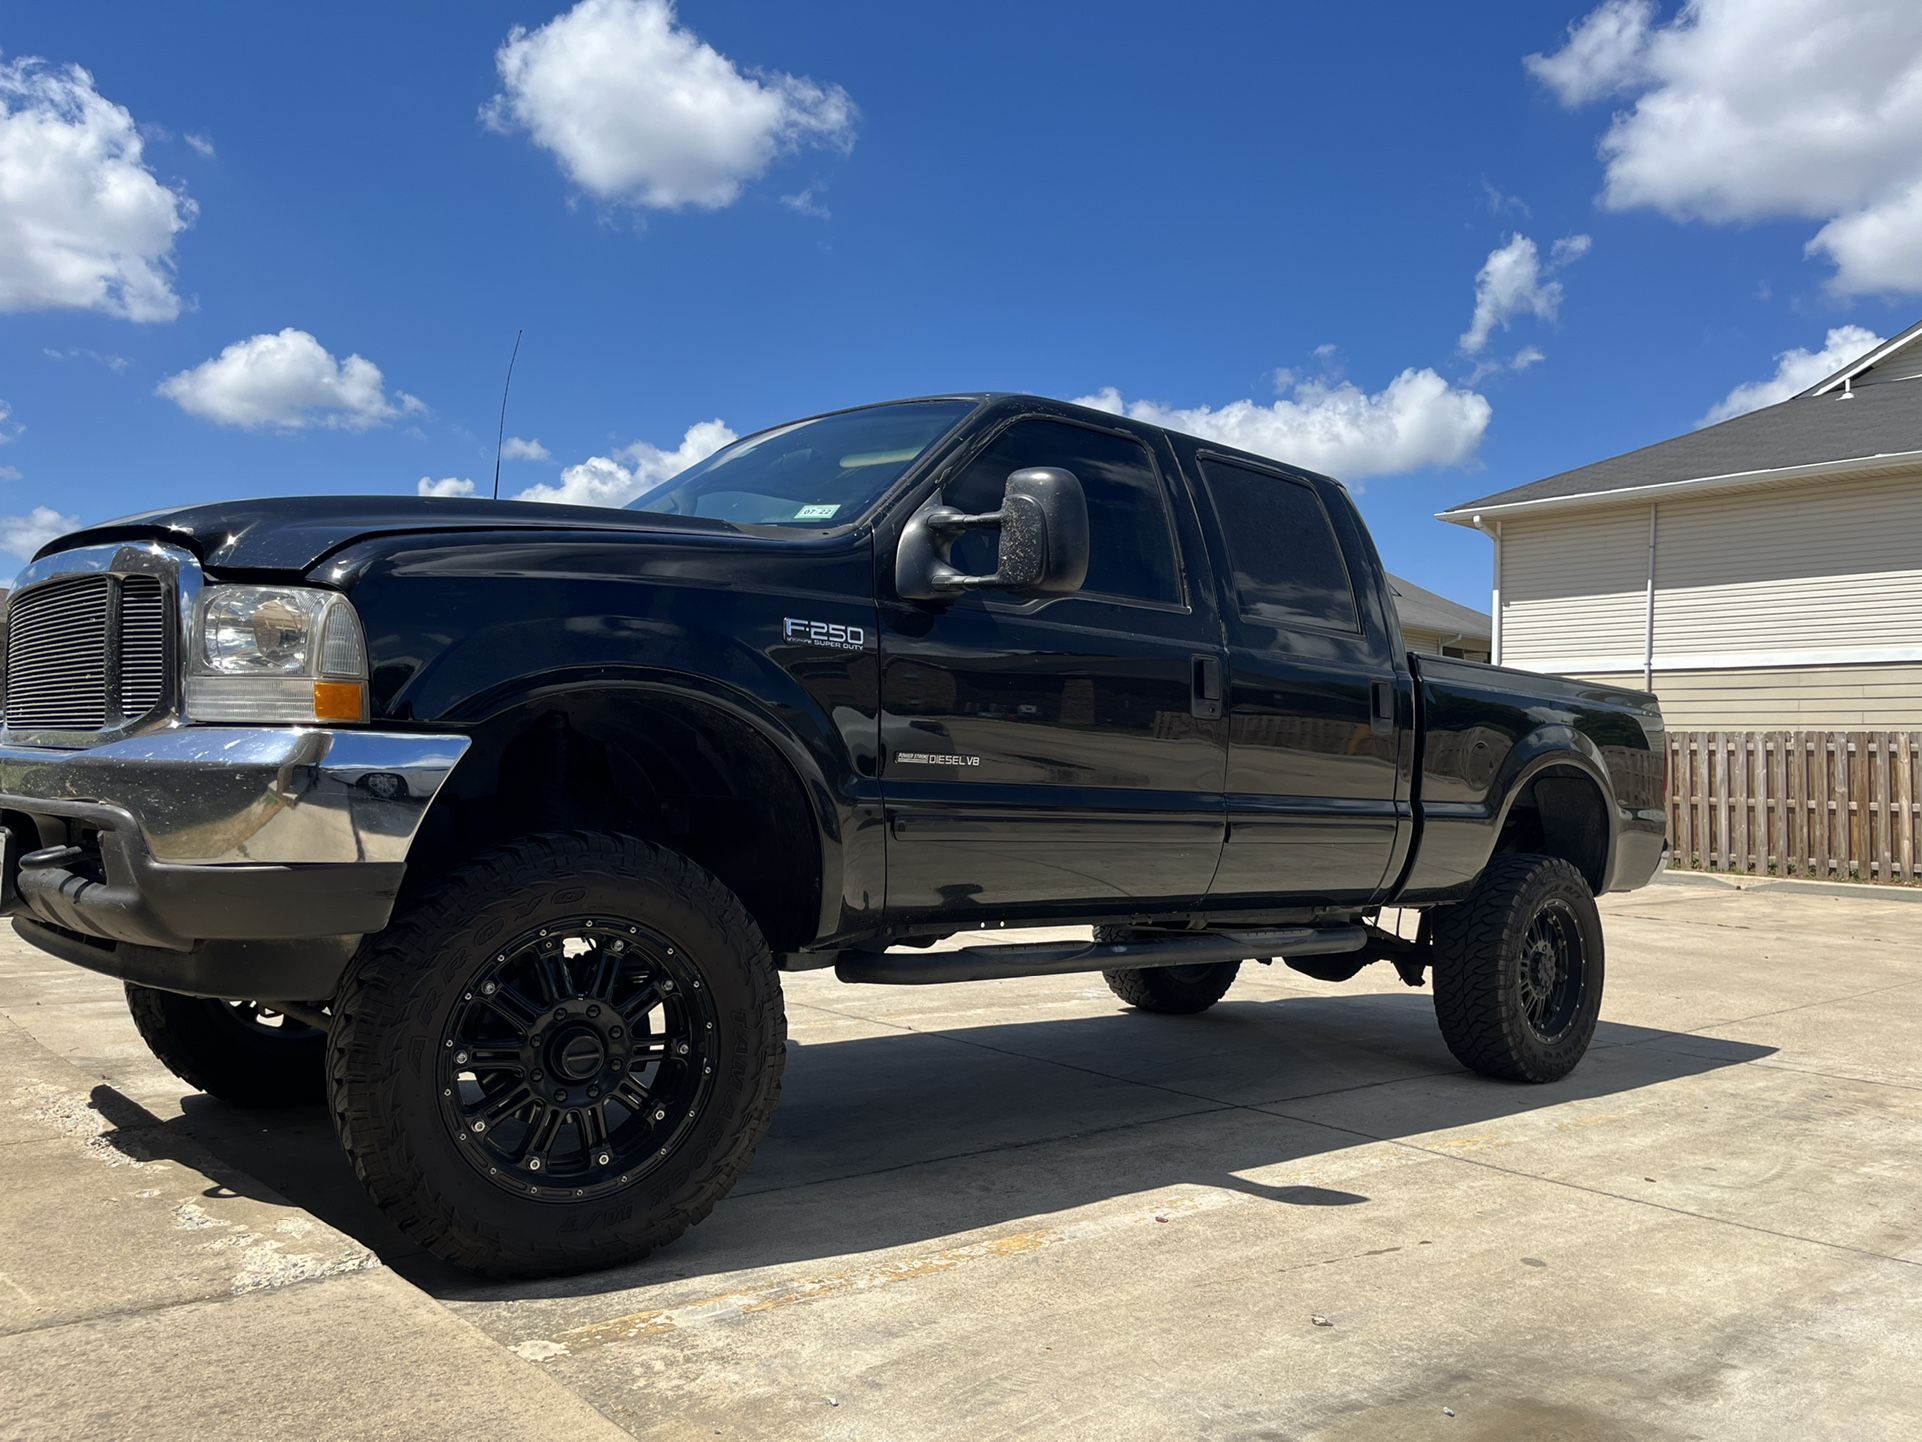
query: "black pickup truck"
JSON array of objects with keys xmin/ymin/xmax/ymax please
[{"xmin": 0, "ymin": 394, "xmax": 1666, "ymax": 1274}]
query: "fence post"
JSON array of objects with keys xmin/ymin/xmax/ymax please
[
  {"xmin": 1899, "ymin": 733, "xmax": 1916, "ymax": 882},
  {"xmin": 1814, "ymin": 733, "xmax": 1832, "ymax": 876}
]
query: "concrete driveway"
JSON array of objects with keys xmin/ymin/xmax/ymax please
[{"xmin": 3, "ymin": 876, "xmax": 1919, "ymax": 1441}]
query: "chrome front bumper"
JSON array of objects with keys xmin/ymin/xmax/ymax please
[
  {"xmin": 0, "ymin": 726, "xmax": 469, "ymax": 866},
  {"xmin": 0, "ymin": 727, "xmax": 469, "ymax": 995}
]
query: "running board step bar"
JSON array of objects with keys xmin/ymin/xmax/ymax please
[{"xmin": 834, "ymin": 925, "xmax": 1368, "ymax": 986}]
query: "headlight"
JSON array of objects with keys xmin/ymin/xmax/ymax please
[{"xmin": 186, "ymin": 585, "xmax": 369, "ymax": 724}]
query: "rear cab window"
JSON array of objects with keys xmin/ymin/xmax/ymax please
[{"xmin": 1195, "ymin": 457, "xmax": 1362, "ymax": 633}]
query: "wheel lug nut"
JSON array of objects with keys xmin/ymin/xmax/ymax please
[
  {"xmin": 532, "ymin": 1069, "xmax": 544, "ymax": 1082},
  {"xmin": 653, "ymin": 1108, "xmax": 667, "ymax": 1122},
  {"xmin": 588, "ymin": 1087, "xmax": 599, "ymax": 1099},
  {"xmin": 554, "ymin": 1089, "xmax": 568, "ymax": 1102},
  {"xmin": 482, "ymin": 981, "xmax": 498, "ymax": 995},
  {"xmin": 611, "ymin": 1060, "xmax": 625, "ymax": 1071},
  {"xmin": 454, "ymin": 1051, "xmax": 468, "ymax": 1065},
  {"xmin": 554, "ymin": 1007, "xmax": 567, "ymax": 1020},
  {"xmin": 528, "ymin": 1158, "xmax": 541, "ymax": 1171},
  {"xmin": 597, "ymin": 1152, "xmax": 611, "ymax": 1166},
  {"xmin": 675, "ymin": 1042, "xmax": 690, "ymax": 1055},
  {"xmin": 587, "ymin": 1005, "xmax": 601, "ymax": 1018},
  {"xmin": 472, "ymin": 1120, "xmax": 486, "ymax": 1133},
  {"xmin": 609, "ymin": 1026, "xmax": 623, "ymax": 1039}
]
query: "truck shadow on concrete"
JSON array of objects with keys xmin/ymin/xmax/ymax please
[{"xmin": 94, "ymin": 989, "xmax": 1773, "ymax": 1299}]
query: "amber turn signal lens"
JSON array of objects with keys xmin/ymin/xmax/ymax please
[{"xmin": 312, "ymin": 681, "xmax": 366, "ymax": 723}]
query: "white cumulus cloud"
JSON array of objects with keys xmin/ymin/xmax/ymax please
[
  {"xmin": 417, "ymin": 476, "xmax": 478, "ymax": 498},
  {"xmin": 518, "ymin": 419, "xmax": 736, "ymax": 507},
  {"xmin": 157, "ymin": 329, "xmax": 424, "ymax": 430},
  {"xmin": 1701, "ymin": 324, "xmax": 1883, "ymax": 424},
  {"xmin": 1, "ymin": 504, "xmax": 79, "ymax": 560},
  {"xmin": 1524, "ymin": 0, "xmax": 1656, "ymax": 105},
  {"xmin": 1074, "ymin": 369, "xmax": 1492, "ymax": 482},
  {"xmin": 1530, "ymin": 0, "xmax": 1922, "ymax": 294},
  {"xmin": 1460, "ymin": 233, "xmax": 1590, "ymax": 355},
  {"xmin": 485, "ymin": 0, "xmax": 856, "ymax": 211},
  {"xmin": 0, "ymin": 398, "xmax": 19, "ymax": 445},
  {"xmin": 0, "ymin": 55, "xmax": 195, "ymax": 321},
  {"xmin": 500, "ymin": 436, "xmax": 551, "ymax": 463}
]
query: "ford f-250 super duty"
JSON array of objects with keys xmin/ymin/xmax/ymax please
[{"xmin": 0, "ymin": 394, "xmax": 1666, "ymax": 1275}]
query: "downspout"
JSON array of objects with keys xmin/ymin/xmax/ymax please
[
  {"xmin": 1644, "ymin": 502, "xmax": 1657, "ymax": 691},
  {"xmin": 1465, "ymin": 512, "xmax": 1502, "ymax": 665}
]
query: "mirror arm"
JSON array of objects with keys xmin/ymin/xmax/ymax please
[{"xmin": 922, "ymin": 506, "xmax": 1004, "ymax": 535}]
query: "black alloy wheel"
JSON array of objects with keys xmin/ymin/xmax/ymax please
[
  {"xmin": 1516, "ymin": 899, "xmax": 1587, "ymax": 1043},
  {"xmin": 440, "ymin": 917, "xmax": 719, "ymax": 1200},
  {"xmin": 327, "ymin": 831, "xmax": 787, "ymax": 1276},
  {"xmin": 1431, "ymin": 853, "xmax": 1606, "ymax": 1083}
]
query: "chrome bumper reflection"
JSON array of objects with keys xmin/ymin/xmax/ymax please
[{"xmin": 0, "ymin": 727, "xmax": 469, "ymax": 865}]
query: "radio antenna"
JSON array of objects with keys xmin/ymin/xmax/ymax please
[{"xmin": 491, "ymin": 327, "xmax": 523, "ymax": 501}]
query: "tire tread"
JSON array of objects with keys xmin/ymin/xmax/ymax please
[
  {"xmin": 1430, "ymin": 853, "xmax": 1601, "ymax": 1083},
  {"xmin": 326, "ymin": 831, "xmax": 786, "ymax": 1277}
]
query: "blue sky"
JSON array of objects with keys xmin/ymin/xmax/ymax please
[{"xmin": 4, "ymin": 0, "xmax": 1920, "ymax": 605}]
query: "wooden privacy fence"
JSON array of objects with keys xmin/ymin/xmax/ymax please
[{"xmin": 1666, "ymin": 731, "xmax": 1921, "ymax": 883}]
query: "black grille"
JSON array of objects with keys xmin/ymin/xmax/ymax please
[{"xmin": 2, "ymin": 573, "xmax": 171, "ymax": 735}]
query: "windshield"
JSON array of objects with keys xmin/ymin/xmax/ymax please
[{"xmin": 625, "ymin": 400, "xmax": 975, "ymax": 526}]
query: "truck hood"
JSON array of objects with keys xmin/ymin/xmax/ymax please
[{"xmin": 40, "ymin": 495, "xmax": 744, "ymax": 573}]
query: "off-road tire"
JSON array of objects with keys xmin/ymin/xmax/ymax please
[
  {"xmin": 124, "ymin": 985, "xmax": 327, "ymax": 1107},
  {"xmin": 327, "ymin": 831, "xmax": 786, "ymax": 1277},
  {"xmin": 1095, "ymin": 927, "xmax": 1241, "ymax": 1014},
  {"xmin": 1431, "ymin": 854, "xmax": 1604, "ymax": 1083}
]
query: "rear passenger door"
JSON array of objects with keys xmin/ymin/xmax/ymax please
[
  {"xmin": 877, "ymin": 414, "xmax": 1228, "ymax": 918},
  {"xmin": 1189, "ymin": 452, "xmax": 1406, "ymax": 906}
]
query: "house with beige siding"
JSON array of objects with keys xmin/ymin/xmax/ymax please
[
  {"xmin": 1438, "ymin": 321, "xmax": 1922, "ymax": 729},
  {"xmin": 1386, "ymin": 573, "xmax": 1491, "ymax": 662}
]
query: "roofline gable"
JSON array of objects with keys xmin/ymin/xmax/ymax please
[
  {"xmin": 1436, "ymin": 446, "xmax": 1922, "ymax": 525},
  {"xmin": 1804, "ymin": 315, "xmax": 1922, "ymax": 397}
]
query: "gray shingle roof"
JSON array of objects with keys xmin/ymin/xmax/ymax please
[
  {"xmin": 1441, "ymin": 322, "xmax": 1922, "ymax": 518},
  {"xmin": 1442, "ymin": 380, "xmax": 1922, "ymax": 516},
  {"xmin": 1386, "ymin": 572, "xmax": 1489, "ymax": 642}
]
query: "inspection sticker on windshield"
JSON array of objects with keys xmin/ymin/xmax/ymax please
[{"xmin": 794, "ymin": 503, "xmax": 840, "ymax": 521}]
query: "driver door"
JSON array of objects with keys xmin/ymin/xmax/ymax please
[{"xmin": 877, "ymin": 413, "xmax": 1229, "ymax": 919}]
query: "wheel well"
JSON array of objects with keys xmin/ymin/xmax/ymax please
[
  {"xmin": 1493, "ymin": 764, "xmax": 1610, "ymax": 893},
  {"xmin": 403, "ymin": 692, "xmax": 823, "ymax": 952}
]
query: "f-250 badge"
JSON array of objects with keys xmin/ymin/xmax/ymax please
[{"xmin": 783, "ymin": 616, "xmax": 869, "ymax": 651}]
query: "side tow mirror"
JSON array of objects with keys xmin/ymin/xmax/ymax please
[{"xmin": 896, "ymin": 466, "xmax": 1090, "ymax": 601}]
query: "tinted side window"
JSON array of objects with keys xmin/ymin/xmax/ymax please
[
  {"xmin": 946, "ymin": 419, "xmax": 1181, "ymax": 605},
  {"xmin": 1199, "ymin": 459, "xmax": 1360, "ymax": 631}
]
